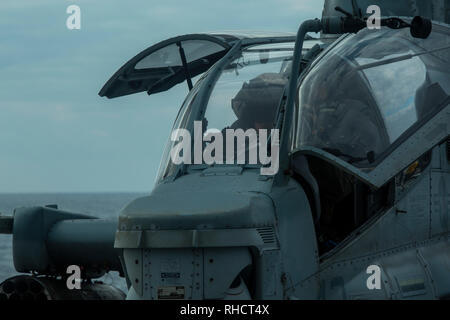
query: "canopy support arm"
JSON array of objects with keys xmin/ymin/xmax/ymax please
[{"xmin": 177, "ymin": 41, "xmax": 194, "ymax": 91}]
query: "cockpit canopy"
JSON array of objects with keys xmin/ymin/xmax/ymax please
[
  {"xmin": 295, "ymin": 25, "xmax": 450, "ymax": 168},
  {"xmin": 157, "ymin": 41, "xmax": 301, "ymax": 181}
]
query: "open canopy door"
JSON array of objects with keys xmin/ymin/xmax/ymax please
[{"xmin": 99, "ymin": 34, "xmax": 232, "ymax": 99}]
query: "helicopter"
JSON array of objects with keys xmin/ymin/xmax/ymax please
[{"xmin": 0, "ymin": 0, "xmax": 449, "ymax": 300}]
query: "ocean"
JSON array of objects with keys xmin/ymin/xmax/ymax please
[{"xmin": 0, "ymin": 193, "xmax": 145, "ymax": 295}]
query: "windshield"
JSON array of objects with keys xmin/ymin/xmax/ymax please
[
  {"xmin": 203, "ymin": 43, "xmax": 293, "ymax": 132},
  {"xmin": 295, "ymin": 26, "xmax": 450, "ymax": 168},
  {"xmin": 157, "ymin": 42, "xmax": 294, "ymax": 181}
]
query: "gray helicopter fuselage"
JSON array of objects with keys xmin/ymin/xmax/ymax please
[{"xmin": 117, "ymin": 20, "xmax": 450, "ymax": 300}]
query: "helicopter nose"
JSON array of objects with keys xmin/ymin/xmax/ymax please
[{"xmin": 122, "ymin": 247, "xmax": 252, "ymax": 300}]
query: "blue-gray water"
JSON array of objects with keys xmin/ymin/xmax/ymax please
[{"xmin": 0, "ymin": 193, "xmax": 145, "ymax": 294}]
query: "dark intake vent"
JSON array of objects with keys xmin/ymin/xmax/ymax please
[
  {"xmin": 447, "ymin": 137, "xmax": 450, "ymax": 162},
  {"xmin": 257, "ymin": 227, "xmax": 276, "ymax": 244}
]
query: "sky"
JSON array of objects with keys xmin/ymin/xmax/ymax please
[{"xmin": 0, "ymin": 0, "xmax": 324, "ymax": 193}]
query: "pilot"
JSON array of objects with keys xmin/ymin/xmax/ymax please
[
  {"xmin": 300, "ymin": 68, "xmax": 387, "ymax": 161},
  {"xmin": 229, "ymin": 73, "xmax": 288, "ymax": 131},
  {"xmin": 219, "ymin": 73, "xmax": 287, "ymax": 165},
  {"xmin": 300, "ymin": 70, "xmax": 389, "ymax": 243}
]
